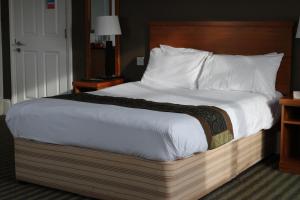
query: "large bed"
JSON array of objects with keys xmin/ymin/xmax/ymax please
[{"xmin": 7, "ymin": 21, "xmax": 293, "ymax": 200}]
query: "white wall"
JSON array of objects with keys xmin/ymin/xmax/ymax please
[{"xmin": 0, "ymin": 3, "xmax": 3, "ymax": 99}]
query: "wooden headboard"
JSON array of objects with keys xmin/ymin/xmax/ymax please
[{"xmin": 149, "ymin": 21, "xmax": 293, "ymax": 96}]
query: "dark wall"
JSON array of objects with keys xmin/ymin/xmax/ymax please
[
  {"xmin": 1, "ymin": 0, "xmax": 11, "ymax": 99},
  {"xmin": 295, "ymin": 41, "xmax": 300, "ymax": 89},
  {"xmin": 120, "ymin": 0, "xmax": 300, "ymax": 89},
  {"xmin": 72, "ymin": 0, "xmax": 86, "ymax": 81}
]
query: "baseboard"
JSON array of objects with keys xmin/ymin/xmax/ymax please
[{"xmin": 0, "ymin": 99, "xmax": 11, "ymax": 115}]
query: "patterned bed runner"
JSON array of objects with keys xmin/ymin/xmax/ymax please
[{"xmin": 49, "ymin": 93, "xmax": 233, "ymax": 149}]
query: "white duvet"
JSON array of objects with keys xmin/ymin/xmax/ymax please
[{"xmin": 6, "ymin": 82, "xmax": 281, "ymax": 161}]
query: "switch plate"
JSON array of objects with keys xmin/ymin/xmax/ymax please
[{"xmin": 137, "ymin": 57, "xmax": 144, "ymax": 66}]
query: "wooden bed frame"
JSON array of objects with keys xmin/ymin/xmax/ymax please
[{"xmin": 15, "ymin": 21, "xmax": 293, "ymax": 200}]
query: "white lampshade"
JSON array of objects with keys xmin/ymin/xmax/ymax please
[{"xmin": 95, "ymin": 16, "xmax": 121, "ymax": 36}]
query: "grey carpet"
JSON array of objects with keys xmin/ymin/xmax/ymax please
[{"xmin": 1, "ymin": 115, "xmax": 300, "ymax": 200}]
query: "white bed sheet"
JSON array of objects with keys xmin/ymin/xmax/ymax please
[{"xmin": 6, "ymin": 82, "xmax": 281, "ymax": 161}]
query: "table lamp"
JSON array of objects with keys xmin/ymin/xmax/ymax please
[{"xmin": 95, "ymin": 16, "xmax": 122, "ymax": 77}]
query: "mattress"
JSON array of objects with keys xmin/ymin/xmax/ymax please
[{"xmin": 6, "ymin": 82, "xmax": 281, "ymax": 161}]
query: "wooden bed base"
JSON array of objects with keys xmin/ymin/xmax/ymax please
[{"xmin": 15, "ymin": 130, "xmax": 276, "ymax": 200}]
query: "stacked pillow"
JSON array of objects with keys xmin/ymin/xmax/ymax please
[
  {"xmin": 141, "ymin": 45, "xmax": 211, "ymax": 89},
  {"xmin": 141, "ymin": 44, "xmax": 284, "ymax": 98}
]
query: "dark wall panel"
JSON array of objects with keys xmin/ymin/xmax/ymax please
[
  {"xmin": 1, "ymin": 0, "xmax": 11, "ymax": 99},
  {"xmin": 293, "ymin": 41, "xmax": 300, "ymax": 89},
  {"xmin": 72, "ymin": 0, "xmax": 86, "ymax": 81},
  {"xmin": 120, "ymin": 0, "xmax": 300, "ymax": 89}
]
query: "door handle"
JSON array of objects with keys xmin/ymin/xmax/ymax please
[
  {"xmin": 15, "ymin": 48, "xmax": 21, "ymax": 53},
  {"xmin": 14, "ymin": 39, "xmax": 25, "ymax": 46}
]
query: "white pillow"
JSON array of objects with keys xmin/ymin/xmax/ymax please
[
  {"xmin": 197, "ymin": 53, "xmax": 284, "ymax": 97},
  {"xmin": 141, "ymin": 48, "xmax": 210, "ymax": 89},
  {"xmin": 160, "ymin": 44, "xmax": 210, "ymax": 54}
]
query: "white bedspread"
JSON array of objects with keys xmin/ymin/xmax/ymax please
[{"xmin": 6, "ymin": 82, "xmax": 281, "ymax": 161}]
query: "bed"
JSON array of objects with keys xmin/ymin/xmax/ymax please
[{"xmin": 8, "ymin": 21, "xmax": 293, "ymax": 200}]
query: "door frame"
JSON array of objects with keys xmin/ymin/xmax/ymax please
[{"xmin": 9, "ymin": 0, "xmax": 73, "ymax": 104}]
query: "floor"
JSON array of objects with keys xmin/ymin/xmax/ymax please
[{"xmin": 1, "ymin": 115, "xmax": 300, "ymax": 200}]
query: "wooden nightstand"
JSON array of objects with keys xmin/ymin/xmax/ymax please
[
  {"xmin": 73, "ymin": 78, "xmax": 124, "ymax": 94},
  {"xmin": 279, "ymin": 97, "xmax": 300, "ymax": 174}
]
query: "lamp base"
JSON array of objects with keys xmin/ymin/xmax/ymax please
[{"xmin": 105, "ymin": 41, "xmax": 115, "ymax": 77}]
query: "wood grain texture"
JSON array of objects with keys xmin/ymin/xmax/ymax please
[
  {"xmin": 91, "ymin": 48, "xmax": 106, "ymax": 77},
  {"xmin": 15, "ymin": 130, "xmax": 275, "ymax": 200},
  {"xmin": 279, "ymin": 97, "xmax": 300, "ymax": 174},
  {"xmin": 280, "ymin": 97, "xmax": 300, "ymax": 106},
  {"xmin": 72, "ymin": 78, "xmax": 124, "ymax": 93},
  {"xmin": 149, "ymin": 21, "xmax": 293, "ymax": 96}
]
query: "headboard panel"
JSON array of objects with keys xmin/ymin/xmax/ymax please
[{"xmin": 149, "ymin": 21, "xmax": 293, "ymax": 96}]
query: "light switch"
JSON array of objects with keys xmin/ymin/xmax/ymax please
[{"xmin": 137, "ymin": 57, "xmax": 144, "ymax": 66}]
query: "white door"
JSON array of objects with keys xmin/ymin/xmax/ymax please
[{"xmin": 11, "ymin": 0, "xmax": 68, "ymax": 103}]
